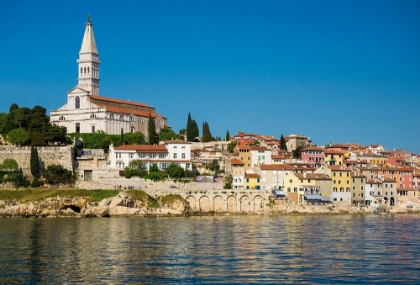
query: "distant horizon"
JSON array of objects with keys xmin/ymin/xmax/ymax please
[{"xmin": 1, "ymin": 1, "xmax": 419, "ymax": 153}]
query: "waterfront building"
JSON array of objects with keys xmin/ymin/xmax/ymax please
[
  {"xmin": 250, "ymin": 146, "xmax": 272, "ymax": 169},
  {"xmin": 50, "ymin": 15, "xmax": 167, "ymax": 138},
  {"xmin": 108, "ymin": 140, "xmax": 192, "ymax": 171},
  {"xmin": 315, "ymin": 165, "xmax": 351, "ymax": 203},
  {"xmin": 258, "ymin": 164, "xmax": 295, "ymax": 190},
  {"xmin": 365, "ymin": 178, "xmax": 382, "ymax": 206},
  {"xmin": 244, "ymin": 173, "xmax": 261, "ymax": 190},
  {"xmin": 351, "ymin": 171, "xmax": 367, "ymax": 206},
  {"xmin": 231, "ymin": 158, "xmax": 245, "ymax": 189}
]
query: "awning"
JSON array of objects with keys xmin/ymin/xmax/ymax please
[
  {"xmin": 273, "ymin": 190, "xmax": 286, "ymax": 195},
  {"xmin": 304, "ymin": 194, "xmax": 322, "ymax": 200},
  {"xmin": 321, "ymin": 197, "xmax": 331, "ymax": 202}
]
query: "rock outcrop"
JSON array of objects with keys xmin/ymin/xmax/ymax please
[{"xmin": 0, "ymin": 192, "xmax": 188, "ymax": 218}]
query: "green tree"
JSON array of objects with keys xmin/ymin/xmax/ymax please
[
  {"xmin": 0, "ymin": 113, "xmax": 7, "ymax": 134},
  {"xmin": 43, "ymin": 124, "xmax": 68, "ymax": 145},
  {"xmin": 209, "ymin": 159, "xmax": 220, "ymax": 175},
  {"xmin": 227, "ymin": 141, "xmax": 237, "ymax": 153},
  {"xmin": 145, "ymin": 163, "xmax": 164, "ymax": 181},
  {"xmin": 158, "ymin": 127, "xmax": 180, "ymax": 141},
  {"xmin": 201, "ymin": 121, "xmax": 213, "ymax": 142},
  {"xmin": 7, "ymin": 128, "xmax": 30, "ymax": 146},
  {"xmin": 191, "ymin": 119, "xmax": 199, "ymax": 142},
  {"xmin": 124, "ymin": 132, "xmax": 146, "ymax": 145},
  {"xmin": 224, "ymin": 174, "xmax": 233, "ymax": 189},
  {"xmin": 1, "ymin": 158, "xmax": 19, "ymax": 172},
  {"xmin": 250, "ymin": 139, "xmax": 260, "ymax": 146},
  {"xmin": 186, "ymin": 113, "xmax": 194, "ymax": 141},
  {"xmin": 30, "ymin": 146, "xmax": 40, "ymax": 178},
  {"xmin": 225, "ymin": 130, "xmax": 230, "ymax": 141},
  {"xmin": 280, "ymin": 134, "xmax": 287, "ymax": 151},
  {"xmin": 27, "ymin": 106, "xmax": 49, "ymax": 133},
  {"xmin": 123, "ymin": 160, "xmax": 147, "ymax": 178},
  {"xmin": 292, "ymin": 146, "xmax": 303, "ymax": 159},
  {"xmin": 148, "ymin": 114, "xmax": 157, "ymax": 145},
  {"xmin": 9, "ymin": 103, "xmax": 19, "ymax": 113},
  {"xmin": 42, "ymin": 164, "xmax": 75, "ymax": 186},
  {"xmin": 120, "ymin": 128, "xmax": 124, "ymax": 145},
  {"xmin": 165, "ymin": 163, "xmax": 185, "ymax": 178}
]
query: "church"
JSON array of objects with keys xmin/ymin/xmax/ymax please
[{"xmin": 50, "ymin": 15, "xmax": 167, "ymax": 138}]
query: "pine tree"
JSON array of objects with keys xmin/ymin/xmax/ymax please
[
  {"xmin": 225, "ymin": 130, "xmax": 230, "ymax": 141},
  {"xmin": 30, "ymin": 146, "xmax": 39, "ymax": 178},
  {"xmin": 280, "ymin": 134, "xmax": 287, "ymax": 151},
  {"xmin": 148, "ymin": 113, "xmax": 157, "ymax": 145}
]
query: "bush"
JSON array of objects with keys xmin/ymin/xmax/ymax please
[{"xmin": 31, "ymin": 178, "xmax": 44, "ymax": 188}]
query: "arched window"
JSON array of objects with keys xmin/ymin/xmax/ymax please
[
  {"xmin": 87, "ymin": 67, "xmax": 90, "ymax": 74},
  {"xmin": 130, "ymin": 127, "xmax": 134, "ymax": 133},
  {"xmin": 119, "ymin": 115, "xmax": 124, "ymax": 120},
  {"xmin": 90, "ymin": 114, "xmax": 97, "ymax": 119},
  {"xmin": 84, "ymin": 67, "xmax": 86, "ymax": 74},
  {"xmin": 75, "ymin": 96, "xmax": 80, "ymax": 109},
  {"xmin": 59, "ymin": 116, "xmax": 65, "ymax": 121},
  {"xmin": 110, "ymin": 114, "xmax": 114, "ymax": 119}
]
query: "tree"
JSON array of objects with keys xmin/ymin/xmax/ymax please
[
  {"xmin": 30, "ymin": 146, "xmax": 40, "ymax": 178},
  {"xmin": 27, "ymin": 106, "xmax": 49, "ymax": 133},
  {"xmin": 292, "ymin": 146, "xmax": 303, "ymax": 159},
  {"xmin": 280, "ymin": 134, "xmax": 287, "ymax": 151},
  {"xmin": 120, "ymin": 128, "xmax": 124, "ymax": 145},
  {"xmin": 158, "ymin": 127, "xmax": 180, "ymax": 141},
  {"xmin": 0, "ymin": 113, "xmax": 7, "ymax": 134},
  {"xmin": 124, "ymin": 132, "xmax": 146, "ymax": 145},
  {"xmin": 42, "ymin": 164, "xmax": 75, "ymax": 185},
  {"xmin": 209, "ymin": 159, "xmax": 220, "ymax": 175},
  {"xmin": 1, "ymin": 158, "xmax": 19, "ymax": 172},
  {"xmin": 190, "ymin": 119, "xmax": 199, "ymax": 142},
  {"xmin": 227, "ymin": 141, "xmax": 237, "ymax": 153},
  {"xmin": 186, "ymin": 113, "xmax": 194, "ymax": 141},
  {"xmin": 7, "ymin": 128, "xmax": 30, "ymax": 146},
  {"xmin": 9, "ymin": 103, "xmax": 19, "ymax": 113},
  {"xmin": 201, "ymin": 121, "xmax": 212, "ymax": 142},
  {"xmin": 148, "ymin": 114, "xmax": 157, "ymax": 145},
  {"xmin": 225, "ymin": 130, "xmax": 230, "ymax": 141},
  {"xmin": 250, "ymin": 139, "xmax": 260, "ymax": 146},
  {"xmin": 145, "ymin": 163, "xmax": 164, "ymax": 181}
]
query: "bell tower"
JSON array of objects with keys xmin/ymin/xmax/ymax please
[{"xmin": 77, "ymin": 14, "xmax": 100, "ymax": 95}]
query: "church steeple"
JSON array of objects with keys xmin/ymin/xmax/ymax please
[{"xmin": 77, "ymin": 14, "xmax": 100, "ymax": 95}]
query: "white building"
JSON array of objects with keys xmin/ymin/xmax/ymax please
[
  {"xmin": 109, "ymin": 140, "xmax": 192, "ymax": 171},
  {"xmin": 50, "ymin": 15, "xmax": 167, "ymax": 137}
]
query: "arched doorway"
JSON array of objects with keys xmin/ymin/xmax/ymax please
[
  {"xmin": 213, "ymin": 196, "xmax": 225, "ymax": 212},
  {"xmin": 390, "ymin": 197, "xmax": 395, "ymax": 206},
  {"xmin": 199, "ymin": 196, "xmax": 211, "ymax": 212},
  {"xmin": 186, "ymin": 196, "xmax": 197, "ymax": 211},
  {"xmin": 227, "ymin": 196, "xmax": 237, "ymax": 213},
  {"xmin": 254, "ymin": 195, "xmax": 264, "ymax": 213},
  {"xmin": 240, "ymin": 196, "xmax": 250, "ymax": 212}
]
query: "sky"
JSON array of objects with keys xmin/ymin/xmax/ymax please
[{"xmin": 0, "ymin": 0, "xmax": 419, "ymax": 153}]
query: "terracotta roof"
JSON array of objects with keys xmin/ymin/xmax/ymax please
[
  {"xmin": 231, "ymin": 159, "xmax": 245, "ymax": 165},
  {"xmin": 324, "ymin": 150, "xmax": 346, "ymax": 154},
  {"xmin": 250, "ymin": 146, "xmax": 269, "ymax": 151},
  {"xmin": 90, "ymin": 95, "xmax": 153, "ymax": 108},
  {"xmin": 260, "ymin": 164, "xmax": 295, "ymax": 171},
  {"xmin": 397, "ymin": 188, "xmax": 418, "ymax": 191},
  {"xmin": 245, "ymin": 173, "xmax": 261, "ymax": 179},
  {"xmin": 302, "ymin": 146, "xmax": 323, "ymax": 151},
  {"xmin": 294, "ymin": 173, "xmax": 330, "ymax": 180},
  {"xmin": 238, "ymin": 145, "xmax": 251, "ymax": 150},
  {"xmin": 101, "ymin": 105, "xmax": 166, "ymax": 119},
  {"xmin": 328, "ymin": 166, "xmax": 351, "ymax": 171},
  {"xmin": 114, "ymin": 145, "xmax": 167, "ymax": 153}
]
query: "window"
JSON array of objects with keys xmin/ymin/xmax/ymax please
[
  {"xmin": 90, "ymin": 114, "xmax": 97, "ymax": 119},
  {"xmin": 173, "ymin": 153, "xmax": 177, "ymax": 159},
  {"xmin": 159, "ymin": 153, "xmax": 165, "ymax": 159},
  {"xmin": 59, "ymin": 116, "xmax": 65, "ymax": 120},
  {"xmin": 91, "ymin": 126, "xmax": 95, "ymax": 133},
  {"xmin": 182, "ymin": 153, "xmax": 185, "ymax": 159},
  {"xmin": 129, "ymin": 153, "xmax": 133, "ymax": 158},
  {"xmin": 246, "ymin": 179, "xmax": 249, "ymax": 182},
  {"xmin": 257, "ymin": 179, "xmax": 260, "ymax": 182},
  {"xmin": 186, "ymin": 163, "xmax": 190, "ymax": 169},
  {"xmin": 75, "ymin": 96, "xmax": 80, "ymax": 109}
]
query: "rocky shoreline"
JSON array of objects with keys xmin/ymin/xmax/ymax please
[{"xmin": 1, "ymin": 193, "xmax": 419, "ymax": 218}]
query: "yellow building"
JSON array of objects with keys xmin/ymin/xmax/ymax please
[
  {"xmin": 329, "ymin": 166, "xmax": 351, "ymax": 193},
  {"xmin": 284, "ymin": 172, "xmax": 332, "ymax": 204},
  {"xmin": 244, "ymin": 173, "xmax": 261, "ymax": 190},
  {"xmin": 237, "ymin": 145, "xmax": 252, "ymax": 170},
  {"xmin": 324, "ymin": 150, "xmax": 346, "ymax": 166}
]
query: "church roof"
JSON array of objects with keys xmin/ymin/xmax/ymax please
[
  {"xmin": 80, "ymin": 15, "xmax": 98, "ymax": 54},
  {"xmin": 90, "ymin": 95, "xmax": 153, "ymax": 108},
  {"xmin": 101, "ymin": 105, "xmax": 166, "ymax": 119}
]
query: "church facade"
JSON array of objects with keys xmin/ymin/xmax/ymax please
[{"xmin": 50, "ymin": 16, "xmax": 167, "ymax": 138}]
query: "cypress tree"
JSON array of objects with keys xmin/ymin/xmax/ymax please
[
  {"xmin": 120, "ymin": 128, "xmax": 125, "ymax": 145},
  {"xmin": 191, "ymin": 119, "xmax": 199, "ymax": 142},
  {"xmin": 202, "ymin": 121, "xmax": 212, "ymax": 142},
  {"xmin": 280, "ymin": 134, "xmax": 287, "ymax": 151},
  {"xmin": 148, "ymin": 113, "xmax": 157, "ymax": 145},
  {"xmin": 30, "ymin": 146, "xmax": 39, "ymax": 178},
  {"xmin": 225, "ymin": 130, "xmax": 230, "ymax": 141},
  {"xmin": 186, "ymin": 113, "xmax": 194, "ymax": 141}
]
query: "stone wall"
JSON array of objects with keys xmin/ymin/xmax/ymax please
[{"xmin": 0, "ymin": 146, "xmax": 74, "ymax": 176}]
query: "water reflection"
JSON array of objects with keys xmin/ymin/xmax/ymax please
[{"xmin": 0, "ymin": 215, "xmax": 419, "ymax": 284}]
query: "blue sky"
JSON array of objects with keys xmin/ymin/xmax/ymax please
[{"xmin": 1, "ymin": 1, "xmax": 419, "ymax": 153}]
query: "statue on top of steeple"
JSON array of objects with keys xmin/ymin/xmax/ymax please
[{"xmin": 87, "ymin": 14, "xmax": 91, "ymax": 23}]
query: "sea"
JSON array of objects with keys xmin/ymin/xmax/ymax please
[{"xmin": 0, "ymin": 214, "xmax": 419, "ymax": 284}]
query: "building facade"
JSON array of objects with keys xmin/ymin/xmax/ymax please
[{"xmin": 50, "ymin": 16, "xmax": 167, "ymax": 138}]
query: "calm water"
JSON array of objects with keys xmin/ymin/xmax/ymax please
[{"xmin": 0, "ymin": 215, "xmax": 419, "ymax": 284}]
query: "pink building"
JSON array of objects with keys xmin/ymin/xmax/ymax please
[{"xmin": 301, "ymin": 147, "xmax": 324, "ymax": 167}]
